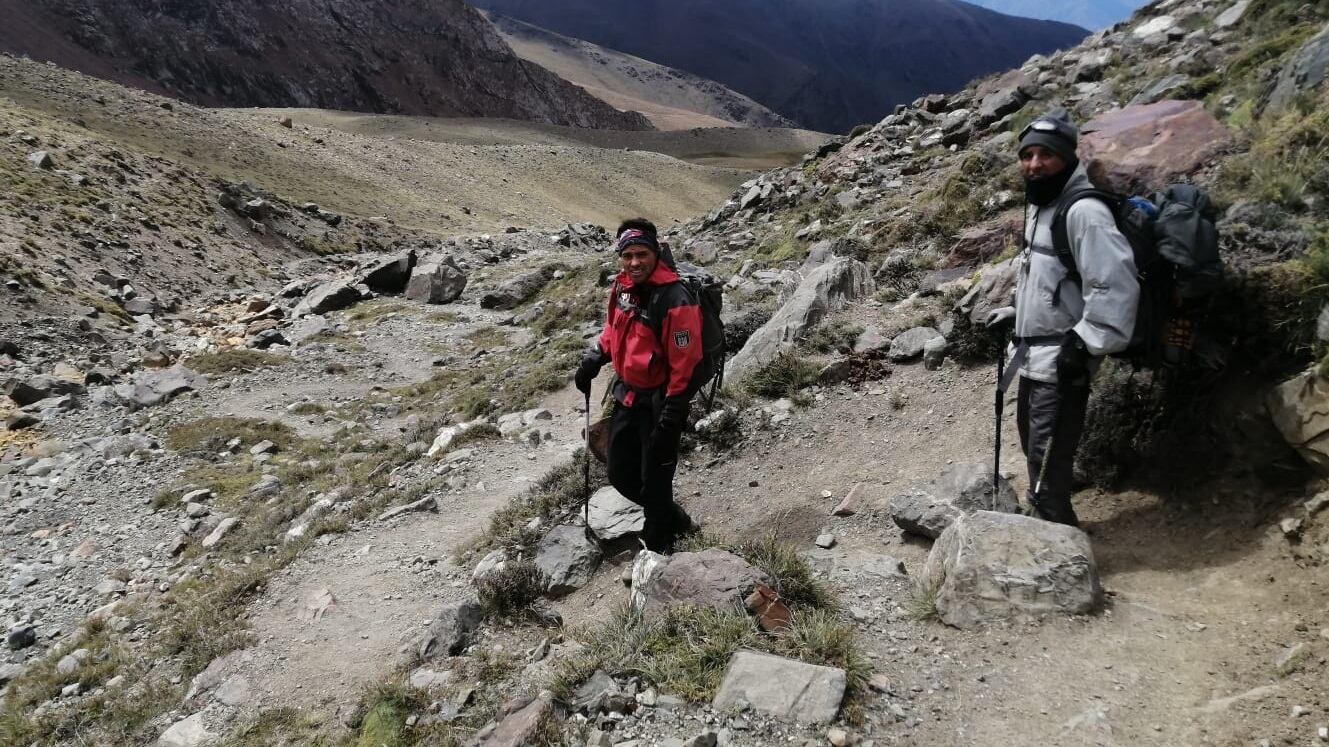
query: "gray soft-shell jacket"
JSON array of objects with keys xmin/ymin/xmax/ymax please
[{"xmin": 1009, "ymin": 164, "xmax": 1139, "ymax": 384}]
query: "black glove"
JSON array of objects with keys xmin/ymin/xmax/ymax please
[
  {"xmin": 649, "ymin": 394, "xmax": 690, "ymax": 466},
  {"xmin": 574, "ymin": 348, "xmax": 605, "ymax": 395},
  {"xmin": 1055, "ymin": 330, "xmax": 1092, "ymax": 386},
  {"xmin": 648, "ymin": 425, "xmax": 682, "ymax": 467}
]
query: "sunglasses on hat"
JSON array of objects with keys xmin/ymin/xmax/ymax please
[{"xmin": 1019, "ymin": 118, "xmax": 1060, "ymax": 140}]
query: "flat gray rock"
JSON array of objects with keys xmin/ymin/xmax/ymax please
[
  {"xmin": 712, "ymin": 650, "xmax": 846, "ymax": 724},
  {"xmin": 587, "ymin": 486, "xmax": 645, "ymax": 541}
]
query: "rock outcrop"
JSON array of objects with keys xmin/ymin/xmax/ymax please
[
  {"xmin": 1079, "ymin": 100, "xmax": 1231, "ymax": 193},
  {"xmin": 726, "ymin": 257, "xmax": 873, "ymax": 381}
]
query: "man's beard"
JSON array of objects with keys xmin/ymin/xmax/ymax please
[{"xmin": 1024, "ymin": 162, "xmax": 1078, "ymax": 206}]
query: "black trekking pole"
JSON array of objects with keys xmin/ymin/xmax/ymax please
[
  {"xmin": 583, "ymin": 390, "xmax": 593, "ymax": 541},
  {"xmin": 992, "ymin": 334, "xmax": 1007, "ymax": 510}
]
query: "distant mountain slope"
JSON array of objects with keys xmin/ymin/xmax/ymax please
[
  {"xmin": 965, "ymin": 0, "xmax": 1148, "ymax": 30},
  {"xmin": 470, "ymin": 0, "xmax": 1089, "ymax": 133},
  {"xmin": 485, "ymin": 12, "xmax": 798, "ymax": 131},
  {"xmin": 0, "ymin": 0, "xmax": 652, "ymax": 130}
]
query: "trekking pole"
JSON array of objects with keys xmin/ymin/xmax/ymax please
[
  {"xmin": 992, "ymin": 334, "xmax": 1007, "ymax": 510},
  {"xmin": 583, "ymin": 390, "xmax": 593, "ymax": 540}
]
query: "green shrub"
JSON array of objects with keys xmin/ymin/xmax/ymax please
[
  {"xmin": 744, "ymin": 352, "xmax": 820, "ymax": 399},
  {"xmin": 185, "ymin": 349, "xmax": 286, "ymax": 375},
  {"xmin": 476, "ymin": 561, "xmax": 548, "ymax": 619}
]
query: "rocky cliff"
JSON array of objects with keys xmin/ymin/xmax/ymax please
[{"xmin": 0, "ymin": 0, "xmax": 653, "ymax": 130}]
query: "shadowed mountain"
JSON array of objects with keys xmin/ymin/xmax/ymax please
[
  {"xmin": 470, "ymin": 0, "xmax": 1089, "ymax": 132},
  {"xmin": 0, "ymin": 0, "xmax": 652, "ymax": 130}
]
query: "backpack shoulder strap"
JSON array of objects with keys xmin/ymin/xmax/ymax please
[
  {"xmin": 641, "ymin": 280, "xmax": 692, "ymax": 339},
  {"xmin": 1050, "ymin": 188, "xmax": 1118, "ymax": 281}
]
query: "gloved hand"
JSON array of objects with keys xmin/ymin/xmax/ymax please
[
  {"xmin": 574, "ymin": 349, "xmax": 604, "ymax": 395},
  {"xmin": 984, "ymin": 306, "xmax": 1016, "ymax": 331},
  {"xmin": 648, "ymin": 425, "xmax": 682, "ymax": 466},
  {"xmin": 1055, "ymin": 330, "xmax": 1092, "ymax": 386}
]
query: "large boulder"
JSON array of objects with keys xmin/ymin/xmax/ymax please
[
  {"xmin": 890, "ymin": 462, "xmax": 1019, "ymax": 539},
  {"xmin": 358, "ymin": 251, "xmax": 417, "ymax": 293},
  {"xmin": 920, "ymin": 511, "xmax": 1102, "ymax": 629},
  {"xmin": 1079, "ymin": 100, "xmax": 1231, "ymax": 194},
  {"xmin": 1267, "ymin": 368, "xmax": 1329, "ymax": 474},
  {"xmin": 712, "ymin": 650, "xmax": 846, "ymax": 724},
  {"xmin": 406, "ymin": 254, "xmax": 467, "ymax": 304},
  {"xmin": 293, "ymin": 281, "xmax": 363, "ymax": 317},
  {"xmin": 113, "ymin": 365, "xmax": 205, "ymax": 409},
  {"xmin": 630, "ymin": 549, "xmax": 770, "ymax": 616},
  {"xmin": 587, "ymin": 487, "xmax": 645, "ymax": 541},
  {"xmin": 534, "ymin": 525, "xmax": 602, "ymax": 596},
  {"xmin": 726, "ymin": 257, "xmax": 873, "ymax": 381},
  {"xmin": 480, "ymin": 267, "xmax": 554, "ymax": 310}
]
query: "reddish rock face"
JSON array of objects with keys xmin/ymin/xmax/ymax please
[{"xmin": 1080, "ymin": 100, "xmax": 1231, "ymax": 194}]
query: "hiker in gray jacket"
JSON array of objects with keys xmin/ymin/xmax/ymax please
[{"xmin": 985, "ymin": 110, "xmax": 1139, "ymax": 526}]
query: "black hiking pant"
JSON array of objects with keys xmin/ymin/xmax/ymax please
[
  {"xmin": 606, "ymin": 399, "xmax": 689, "ymax": 552},
  {"xmin": 1017, "ymin": 376, "xmax": 1091, "ymax": 526}
]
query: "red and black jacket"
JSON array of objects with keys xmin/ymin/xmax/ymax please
[{"xmin": 589, "ymin": 261, "xmax": 703, "ymax": 410}]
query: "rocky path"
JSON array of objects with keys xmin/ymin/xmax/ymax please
[
  {"xmin": 213, "ymin": 380, "xmax": 592, "ymax": 723},
  {"xmin": 556, "ymin": 361, "xmax": 1329, "ymax": 746}
]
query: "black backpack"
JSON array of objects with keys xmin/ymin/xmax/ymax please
[
  {"xmin": 640, "ymin": 257, "xmax": 727, "ymax": 406},
  {"xmin": 1051, "ymin": 184, "xmax": 1223, "ymax": 368}
]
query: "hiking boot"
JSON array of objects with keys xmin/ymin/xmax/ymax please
[
  {"xmin": 641, "ymin": 520, "xmax": 676, "ymax": 555},
  {"xmin": 1026, "ymin": 493, "xmax": 1080, "ymax": 528},
  {"xmin": 670, "ymin": 503, "xmax": 700, "ymax": 537}
]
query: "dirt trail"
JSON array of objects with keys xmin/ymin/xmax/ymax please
[
  {"xmin": 557, "ymin": 359, "xmax": 1328, "ymax": 746},
  {"xmin": 219, "ymin": 379, "xmax": 596, "ymax": 721}
]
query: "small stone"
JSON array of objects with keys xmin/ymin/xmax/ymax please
[
  {"xmin": 61, "ymin": 683, "xmax": 80, "ymax": 697},
  {"xmin": 826, "ymin": 728, "xmax": 851, "ymax": 747},
  {"xmin": 1279, "ymin": 517, "xmax": 1304, "ymax": 538},
  {"xmin": 8, "ymin": 625, "xmax": 37, "ymax": 650},
  {"xmin": 249, "ymin": 440, "xmax": 277, "ymax": 456},
  {"xmin": 831, "ymin": 483, "xmax": 868, "ymax": 517},
  {"xmin": 181, "ymin": 488, "xmax": 214, "ymax": 503},
  {"xmin": 1291, "ymin": 705, "xmax": 1309, "ymax": 717},
  {"xmin": 201, "ymin": 517, "xmax": 239, "ymax": 548},
  {"xmin": 815, "ymin": 533, "xmax": 837, "ymax": 549}
]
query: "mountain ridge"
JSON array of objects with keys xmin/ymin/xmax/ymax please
[
  {"xmin": 0, "ymin": 0, "xmax": 653, "ymax": 130},
  {"xmin": 471, "ymin": 0, "xmax": 1089, "ymax": 132}
]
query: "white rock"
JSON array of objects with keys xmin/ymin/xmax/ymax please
[{"xmin": 156, "ymin": 713, "xmax": 218, "ymax": 747}]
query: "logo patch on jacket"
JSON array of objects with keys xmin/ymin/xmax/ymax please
[{"xmin": 673, "ymin": 330, "xmax": 691, "ymax": 349}]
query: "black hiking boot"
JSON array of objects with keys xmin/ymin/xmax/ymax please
[{"xmin": 1026, "ymin": 493, "xmax": 1081, "ymax": 528}]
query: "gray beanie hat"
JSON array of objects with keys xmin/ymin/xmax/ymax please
[{"xmin": 1018, "ymin": 109, "xmax": 1079, "ymax": 163}]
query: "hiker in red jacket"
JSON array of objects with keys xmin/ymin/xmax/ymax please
[{"xmin": 575, "ymin": 219, "xmax": 702, "ymax": 553}]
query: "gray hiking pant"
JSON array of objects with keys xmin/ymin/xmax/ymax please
[{"xmin": 1017, "ymin": 376, "xmax": 1090, "ymax": 525}]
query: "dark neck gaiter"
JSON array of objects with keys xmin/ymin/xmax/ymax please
[{"xmin": 1024, "ymin": 162, "xmax": 1078, "ymax": 207}]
